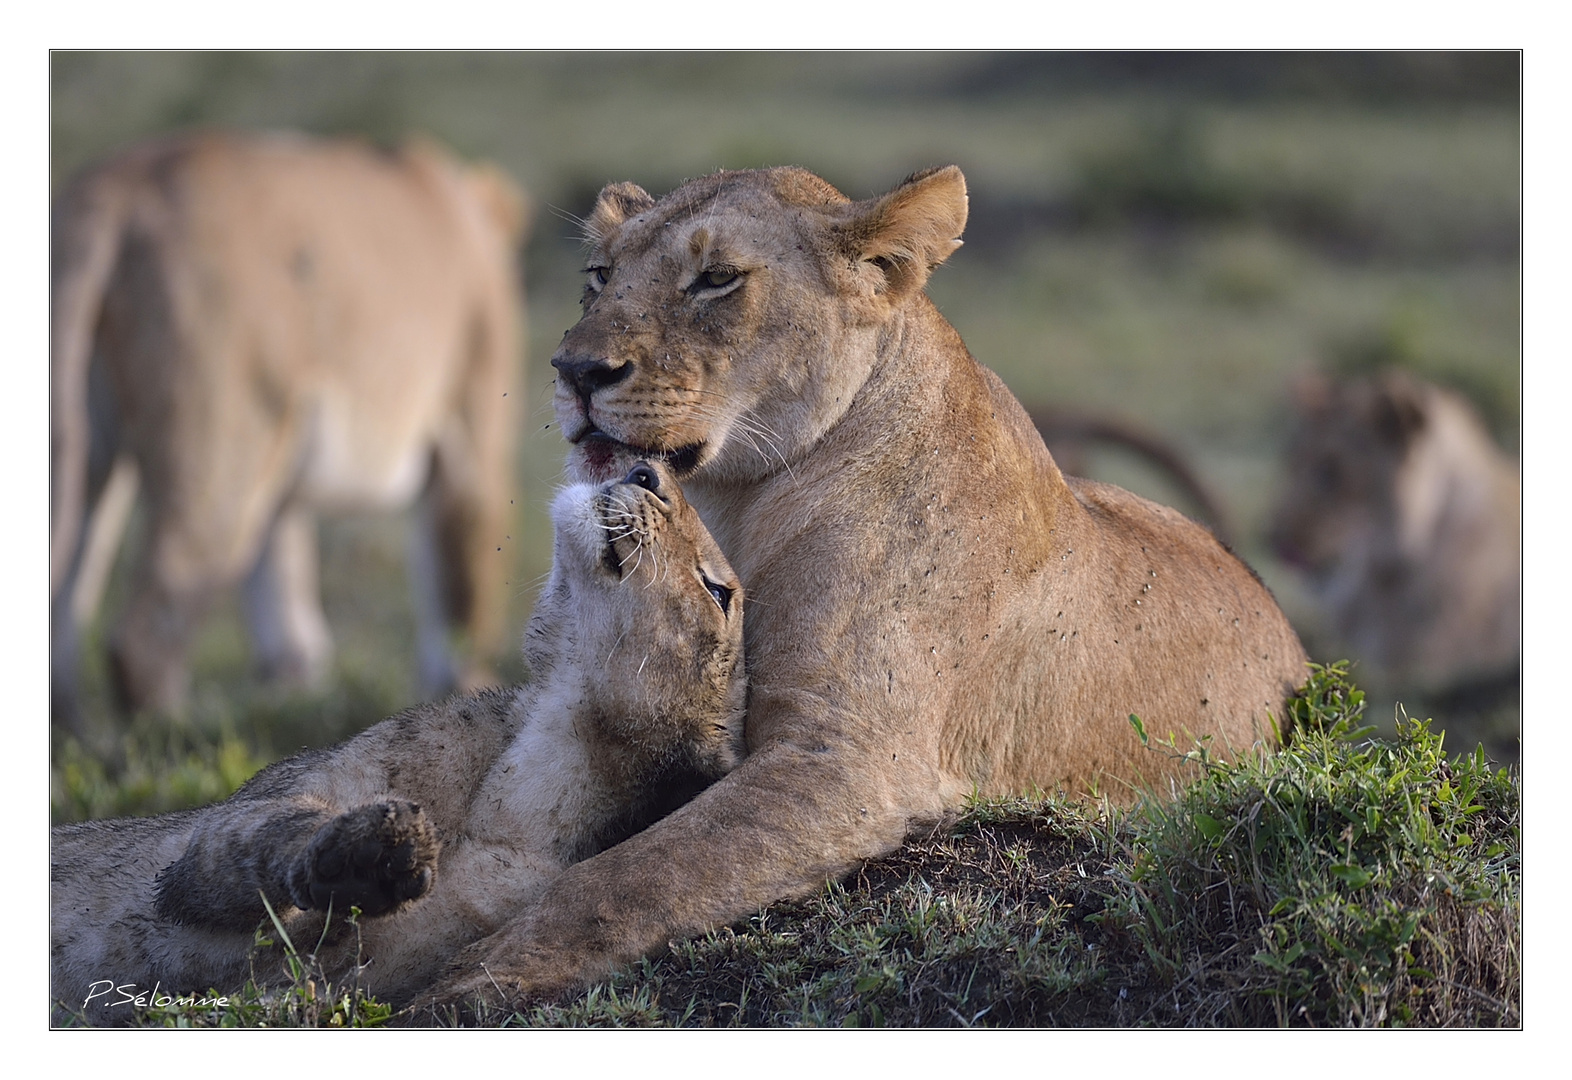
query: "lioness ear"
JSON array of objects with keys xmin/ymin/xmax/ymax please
[
  {"xmin": 837, "ymin": 166, "xmax": 968, "ymax": 298},
  {"xmin": 588, "ymin": 181, "xmax": 656, "ymax": 243}
]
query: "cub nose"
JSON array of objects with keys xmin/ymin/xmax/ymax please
[
  {"xmin": 551, "ymin": 351, "xmax": 632, "ymax": 397},
  {"xmin": 624, "ymin": 463, "xmax": 660, "ymax": 492}
]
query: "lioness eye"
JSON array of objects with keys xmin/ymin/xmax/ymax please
[
  {"xmin": 694, "ymin": 268, "xmax": 740, "ymax": 292},
  {"xmin": 703, "ymin": 577, "xmax": 733, "ymax": 614},
  {"xmin": 587, "ymin": 266, "xmax": 610, "ymax": 287}
]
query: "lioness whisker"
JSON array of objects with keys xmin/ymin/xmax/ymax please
[
  {"xmin": 515, "ymin": 567, "xmax": 555, "ymax": 599},
  {"xmin": 686, "ymin": 389, "xmax": 787, "ymax": 440},
  {"xmin": 682, "ymin": 400, "xmax": 795, "ymax": 477},
  {"xmin": 643, "ymin": 541, "xmax": 670, "ymax": 593},
  {"xmin": 599, "ymin": 509, "xmax": 639, "ymax": 528},
  {"xmin": 548, "ymin": 203, "xmax": 592, "ymax": 232}
]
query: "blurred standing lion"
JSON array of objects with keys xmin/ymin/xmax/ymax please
[{"xmin": 50, "ymin": 131, "xmax": 529, "ymax": 724}]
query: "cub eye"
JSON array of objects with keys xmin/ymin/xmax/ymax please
[
  {"xmin": 693, "ymin": 267, "xmax": 741, "ymax": 293},
  {"xmin": 702, "ymin": 576, "xmax": 734, "ymax": 615}
]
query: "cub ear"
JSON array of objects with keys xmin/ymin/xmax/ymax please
[
  {"xmin": 588, "ymin": 181, "xmax": 656, "ymax": 243},
  {"xmin": 836, "ymin": 165, "xmax": 968, "ymax": 298}
]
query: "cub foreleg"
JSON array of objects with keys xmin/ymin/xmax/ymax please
[{"xmin": 154, "ymin": 798, "xmax": 438, "ymax": 930}]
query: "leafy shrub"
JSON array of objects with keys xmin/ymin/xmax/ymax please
[{"xmin": 1107, "ymin": 662, "xmax": 1520, "ymax": 1025}]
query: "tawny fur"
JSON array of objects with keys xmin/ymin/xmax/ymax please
[
  {"xmin": 1024, "ymin": 406, "xmax": 1234, "ymax": 545},
  {"xmin": 416, "ymin": 164, "xmax": 1309, "ymax": 1013},
  {"xmin": 50, "ymin": 463, "xmax": 746, "ymax": 1024},
  {"xmin": 1270, "ymin": 370, "xmax": 1519, "ymax": 692},
  {"xmin": 50, "ymin": 130, "xmax": 528, "ymax": 724}
]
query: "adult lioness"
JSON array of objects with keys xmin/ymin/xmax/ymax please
[
  {"xmin": 50, "ymin": 131, "xmax": 528, "ymax": 725},
  {"xmin": 1269, "ymin": 370, "xmax": 1519, "ymax": 693},
  {"xmin": 51, "ymin": 461, "xmax": 746, "ymax": 1024},
  {"xmin": 418, "ymin": 165, "xmax": 1308, "ymax": 1011}
]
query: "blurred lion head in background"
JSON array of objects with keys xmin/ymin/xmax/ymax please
[{"xmin": 1270, "ymin": 369, "xmax": 1518, "ymax": 695}]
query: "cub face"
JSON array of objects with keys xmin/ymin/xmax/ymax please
[
  {"xmin": 543, "ymin": 459, "xmax": 747, "ymax": 777},
  {"xmin": 550, "ymin": 167, "xmax": 968, "ymax": 486}
]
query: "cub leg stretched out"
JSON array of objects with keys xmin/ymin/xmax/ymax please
[{"xmin": 51, "ymin": 461, "xmax": 746, "ymax": 1023}]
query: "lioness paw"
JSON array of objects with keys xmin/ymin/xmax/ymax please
[
  {"xmin": 288, "ymin": 800, "xmax": 439, "ymax": 918},
  {"xmin": 403, "ymin": 973, "xmax": 511, "ymax": 1027}
]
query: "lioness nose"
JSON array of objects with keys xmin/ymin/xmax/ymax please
[
  {"xmin": 624, "ymin": 464, "xmax": 660, "ymax": 492},
  {"xmin": 551, "ymin": 351, "xmax": 632, "ymax": 397}
]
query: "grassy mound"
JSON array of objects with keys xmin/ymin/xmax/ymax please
[
  {"xmin": 496, "ymin": 663, "xmax": 1522, "ymax": 1028},
  {"xmin": 78, "ymin": 664, "xmax": 1520, "ymax": 1029}
]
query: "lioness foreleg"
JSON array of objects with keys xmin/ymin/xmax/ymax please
[
  {"xmin": 410, "ymin": 424, "xmax": 510, "ymax": 697},
  {"xmin": 413, "ymin": 738, "xmax": 915, "ymax": 1012},
  {"xmin": 412, "ymin": 307, "xmax": 517, "ymax": 697}
]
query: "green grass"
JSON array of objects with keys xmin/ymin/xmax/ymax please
[
  {"xmin": 1108, "ymin": 664, "xmax": 1520, "ymax": 1026},
  {"xmin": 53, "ymin": 901, "xmax": 394, "ymax": 1029}
]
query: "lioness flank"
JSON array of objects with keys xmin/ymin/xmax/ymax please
[{"xmin": 415, "ymin": 164, "xmax": 1309, "ymax": 1013}]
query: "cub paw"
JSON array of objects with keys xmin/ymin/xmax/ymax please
[{"xmin": 288, "ymin": 800, "xmax": 439, "ymax": 918}]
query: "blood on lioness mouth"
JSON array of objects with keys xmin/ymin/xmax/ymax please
[
  {"xmin": 578, "ymin": 433, "xmax": 703, "ymax": 480},
  {"xmin": 581, "ymin": 436, "xmax": 618, "ymax": 479}
]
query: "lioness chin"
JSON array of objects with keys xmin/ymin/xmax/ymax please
[
  {"xmin": 51, "ymin": 462, "xmax": 745, "ymax": 1025},
  {"xmin": 416, "ymin": 164, "xmax": 1309, "ymax": 1013}
]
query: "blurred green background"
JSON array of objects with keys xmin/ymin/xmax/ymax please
[{"xmin": 50, "ymin": 52, "xmax": 1521, "ymax": 821}]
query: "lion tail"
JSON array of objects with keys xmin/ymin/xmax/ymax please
[
  {"xmin": 1026, "ymin": 406, "xmax": 1235, "ymax": 546},
  {"xmin": 50, "ymin": 170, "xmax": 130, "ymax": 599}
]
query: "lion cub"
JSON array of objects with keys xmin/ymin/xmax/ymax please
[{"xmin": 51, "ymin": 461, "xmax": 746, "ymax": 1023}]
